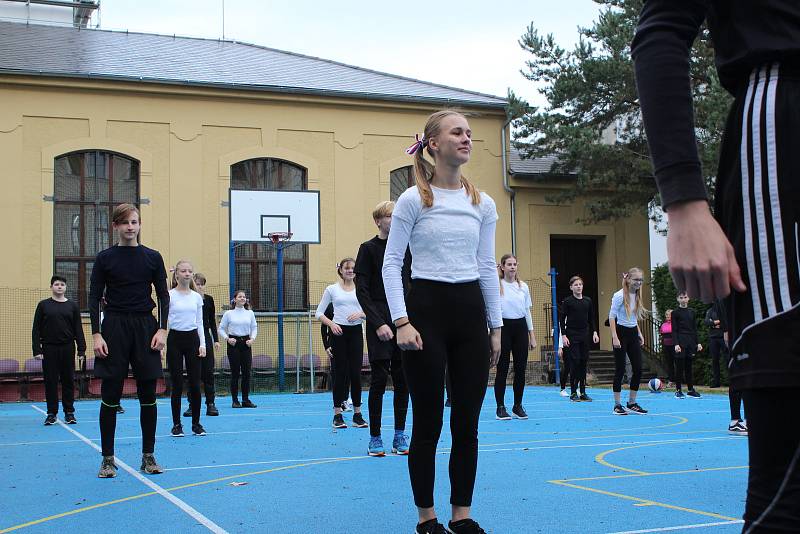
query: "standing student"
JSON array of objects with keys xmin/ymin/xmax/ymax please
[
  {"xmin": 187, "ymin": 273, "xmax": 220, "ymax": 417},
  {"xmin": 218, "ymin": 290, "xmax": 257, "ymax": 408},
  {"xmin": 633, "ymin": 4, "xmax": 800, "ymax": 527},
  {"xmin": 558, "ymin": 335, "xmax": 572, "ymax": 397},
  {"xmin": 671, "ymin": 292, "xmax": 703, "ymax": 399},
  {"xmin": 560, "ymin": 275, "xmax": 599, "ymax": 402},
  {"xmin": 608, "ymin": 268, "xmax": 648, "ymax": 415},
  {"xmin": 166, "ymin": 260, "xmax": 206, "ymax": 437},
  {"xmin": 89, "ymin": 203, "xmax": 168, "ymax": 478},
  {"xmin": 660, "ymin": 309, "xmax": 676, "ymax": 387},
  {"xmin": 315, "ymin": 259, "xmax": 368, "ymax": 429},
  {"xmin": 495, "ymin": 254, "xmax": 536, "ymax": 420},
  {"xmin": 712, "ymin": 299, "xmax": 747, "ymax": 436},
  {"xmin": 383, "ymin": 110, "xmax": 502, "ymax": 534},
  {"xmin": 321, "ymin": 303, "xmax": 351, "ymax": 412},
  {"xmin": 32, "ymin": 275, "xmax": 86, "ymax": 425},
  {"xmin": 705, "ymin": 300, "xmax": 728, "ymax": 388},
  {"xmin": 355, "ymin": 200, "xmax": 411, "ymax": 456}
]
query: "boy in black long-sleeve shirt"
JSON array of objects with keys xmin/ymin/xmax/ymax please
[
  {"xmin": 89, "ymin": 204, "xmax": 169, "ymax": 478},
  {"xmin": 185, "ymin": 274, "xmax": 220, "ymax": 417},
  {"xmin": 559, "ymin": 275, "xmax": 599, "ymax": 401},
  {"xmin": 32, "ymin": 275, "xmax": 86, "ymax": 425},
  {"xmin": 671, "ymin": 292, "xmax": 702, "ymax": 398}
]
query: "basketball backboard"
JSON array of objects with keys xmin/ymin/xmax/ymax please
[{"xmin": 229, "ymin": 189, "xmax": 320, "ymax": 244}]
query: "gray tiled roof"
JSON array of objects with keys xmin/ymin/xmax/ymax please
[
  {"xmin": 509, "ymin": 147, "xmax": 575, "ymax": 176},
  {"xmin": 0, "ymin": 21, "xmax": 507, "ymax": 108}
]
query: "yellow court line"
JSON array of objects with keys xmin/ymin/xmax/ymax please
[
  {"xmin": 562, "ymin": 464, "xmax": 749, "ymax": 482},
  {"xmin": 549, "ymin": 480, "xmax": 740, "ymax": 522},
  {"xmin": 0, "ymin": 456, "xmax": 365, "ymax": 533}
]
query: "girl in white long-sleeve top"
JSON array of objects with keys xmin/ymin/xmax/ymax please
[{"xmin": 218, "ymin": 290, "xmax": 257, "ymax": 408}]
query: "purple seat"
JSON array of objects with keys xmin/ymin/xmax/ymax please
[
  {"xmin": 24, "ymin": 358, "xmax": 42, "ymax": 373},
  {"xmin": 0, "ymin": 359, "xmax": 19, "ymax": 374},
  {"xmin": 253, "ymin": 354, "xmax": 273, "ymax": 369},
  {"xmin": 280, "ymin": 354, "xmax": 298, "ymax": 370},
  {"xmin": 84, "ymin": 357, "xmax": 95, "ymax": 371},
  {"xmin": 221, "ymin": 356, "xmax": 231, "ymax": 370}
]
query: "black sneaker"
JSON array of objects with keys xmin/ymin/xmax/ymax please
[
  {"xmin": 171, "ymin": 423, "xmax": 184, "ymax": 437},
  {"xmin": 140, "ymin": 453, "xmax": 164, "ymax": 474},
  {"xmin": 65, "ymin": 412, "xmax": 77, "ymax": 424},
  {"xmin": 232, "ymin": 400, "xmax": 242, "ymax": 408},
  {"xmin": 447, "ymin": 518, "xmax": 486, "ymax": 534},
  {"xmin": 44, "ymin": 414, "xmax": 57, "ymax": 425},
  {"xmin": 116, "ymin": 405, "xmax": 125, "ymax": 414},
  {"xmin": 579, "ymin": 393, "xmax": 592, "ymax": 402},
  {"xmin": 206, "ymin": 404, "xmax": 219, "ymax": 416},
  {"xmin": 626, "ymin": 402, "xmax": 648, "ymax": 414},
  {"xmin": 332, "ymin": 413, "xmax": 347, "ymax": 429},
  {"xmin": 416, "ymin": 518, "xmax": 448, "ymax": 534},
  {"xmin": 511, "ymin": 404, "xmax": 528, "ymax": 419},
  {"xmin": 352, "ymin": 412, "xmax": 368, "ymax": 428},
  {"xmin": 728, "ymin": 420, "xmax": 748, "ymax": 436},
  {"xmin": 183, "ymin": 407, "xmax": 192, "ymax": 417},
  {"xmin": 613, "ymin": 404, "xmax": 627, "ymax": 415},
  {"xmin": 686, "ymin": 389, "xmax": 702, "ymax": 398},
  {"xmin": 570, "ymin": 391, "xmax": 580, "ymax": 402},
  {"xmin": 496, "ymin": 406, "xmax": 511, "ymax": 420},
  {"xmin": 675, "ymin": 390, "xmax": 686, "ymax": 399},
  {"xmin": 242, "ymin": 400, "xmax": 258, "ymax": 408},
  {"xmin": 192, "ymin": 423, "xmax": 207, "ymax": 436},
  {"xmin": 98, "ymin": 455, "xmax": 117, "ymax": 478}
]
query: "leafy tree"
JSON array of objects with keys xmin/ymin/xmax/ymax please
[{"xmin": 511, "ymin": 0, "xmax": 732, "ymax": 224}]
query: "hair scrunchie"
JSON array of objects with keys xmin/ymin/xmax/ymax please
[{"xmin": 405, "ymin": 134, "xmax": 427, "ymax": 155}]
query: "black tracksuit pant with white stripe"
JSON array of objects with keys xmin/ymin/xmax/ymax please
[{"xmin": 715, "ymin": 62, "xmax": 800, "ymax": 531}]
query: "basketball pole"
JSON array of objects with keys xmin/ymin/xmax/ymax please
[
  {"xmin": 549, "ymin": 267, "xmax": 561, "ymax": 386},
  {"xmin": 276, "ymin": 241, "xmax": 286, "ymax": 391}
]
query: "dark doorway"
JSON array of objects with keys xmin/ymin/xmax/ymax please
[{"xmin": 550, "ymin": 237, "xmax": 600, "ymax": 349}]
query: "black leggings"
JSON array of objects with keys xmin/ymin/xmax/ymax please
[
  {"xmin": 613, "ymin": 325, "xmax": 642, "ymax": 392},
  {"xmin": 331, "ymin": 324, "xmax": 363, "ymax": 408},
  {"xmin": 227, "ymin": 336, "xmax": 252, "ymax": 402},
  {"xmin": 494, "ymin": 318, "xmax": 528, "ymax": 406},
  {"xmin": 188, "ymin": 333, "xmax": 216, "ymax": 405},
  {"xmin": 167, "ymin": 330, "xmax": 201, "ymax": 425},
  {"xmin": 742, "ymin": 388, "xmax": 800, "ymax": 531},
  {"xmin": 42, "ymin": 343, "xmax": 75, "ymax": 415},
  {"xmin": 403, "ymin": 279, "xmax": 489, "ymax": 508},
  {"xmin": 566, "ymin": 332, "xmax": 590, "ymax": 395},
  {"xmin": 368, "ymin": 355, "xmax": 409, "ymax": 437},
  {"xmin": 99, "ymin": 378, "xmax": 157, "ymax": 456}
]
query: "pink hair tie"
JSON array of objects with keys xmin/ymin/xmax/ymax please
[
  {"xmin": 622, "ymin": 272, "xmax": 629, "ymax": 279},
  {"xmin": 405, "ymin": 134, "xmax": 427, "ymax": 155}
]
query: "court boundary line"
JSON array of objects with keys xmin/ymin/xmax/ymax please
[{"xmin": 607, "ymin": 519, "xmax": 744, "ymax": 533}]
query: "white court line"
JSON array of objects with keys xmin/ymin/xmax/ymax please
[
  {"xmin": 608, "ymin": 520, "xmax": 744, "ymax": 533},
  {"xmin": 30, "ymin": 405, "xmax": 228, "ymax": 534}
]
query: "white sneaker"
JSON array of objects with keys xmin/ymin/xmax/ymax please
[
  {"xmin": 559, "ymin": 389, "xmax": 569, "ymax": 397},
  {"xmin": 344, "ymin": 398, "xmax": 353, "ymax": 412}
]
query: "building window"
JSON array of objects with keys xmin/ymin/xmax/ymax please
[
  {"xmin": 53, "ymin": 151, "xmax": 139, "ymax": 309},
  {"xmin": 230, "ymin": 159, "xmax": 308, "ymax": 311},
  {"xmin": 390, "ymin": 166, "xmax": 414, "ymax": 201}
]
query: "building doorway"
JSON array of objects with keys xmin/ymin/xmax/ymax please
[{"xmin": 550, "ymin": 237, "xmax": 600, "ymax": 349}]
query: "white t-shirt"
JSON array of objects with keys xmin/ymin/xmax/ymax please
[
  {"xmin": 167, "ymin": 288, "xmax": 205, "ymax": 347},
  {"xmin": 382, "ymin": 185, "xmax": 502, "ymax": 328},
  {"xmin": 500, "ymin": 279, "xmax": 533, "ymax": 331},
  {"xmin": 315, "ymin": 283, "xmax": 364, "ymax": 326},
  {"xmin": 218, "ymin": 307, "xmax": 258, "ymax": 339}
]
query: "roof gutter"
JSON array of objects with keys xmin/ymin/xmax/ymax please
[{"xmin": 501, "ymin": 117, "xmax": 516, "ymax": 255}]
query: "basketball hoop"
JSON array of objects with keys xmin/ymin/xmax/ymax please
[{"xmin": 267, "ymin": 231, "xmax": 293, "ymax": 244}]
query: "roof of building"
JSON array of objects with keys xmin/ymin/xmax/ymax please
[
  {"xmin": 0, "ymin": 20, "xmax": 507, "ymax": 109},
  {"xmin": 509, "ymin": 147, "xmax": 576, "ymax": 176}
]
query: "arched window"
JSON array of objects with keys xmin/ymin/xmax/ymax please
[
  {"xmin": 230, "ymin": 159, "xmax": 308, "ymax": 311},
  {"xmin": 390, "ymin": 166, "xmax": 414, "ymax": 201},
  {"xmin": 53, "ymin": 151, "xmax": 139, "ymax": 309}
]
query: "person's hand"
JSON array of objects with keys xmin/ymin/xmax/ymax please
[
  {"xmin": 214, "ymin": 341, "xmax": 221, "ymax": 350},
  {"xmin": 93, "ymin": 333, "xmax": 109, "ymax": 358},
  {"xmin": 489, "ymin": 328, "xmax": 501, "ymax": 367},
  {"xmin": 638, "ymin": 333, "xmax": 645, "ymax": 347},
  {"xmin": 666, "ymin": 200, "xmax": 747, "ymax": 302},
  {"xmin": 675, "ymin": 345, "xmax": 682, "ymax": 353},
  {"xmin": 245, "ymin": 339, "xmax": 253, "ymax": 347},
  {"xmin": 330, "ymin": 323, "xmax": 343, "ymax": 336},
  {"xmin": 34, "ymin": 353, "xmax": 43, "ymax": 360},
  {"xmin": 199, "ymin": 346, "xmax": 206, "ymax": 358},
  {"xmin": 347, "ymin": 312, "xmax": 364, "ymax": 323},
  {"xmin": 714, "ymin": 320, "xmax": 720, "ymax": 326},
  {"xmin": 376, "ymin": 324, "xmax": 394, "ymax": 342},
  {"xmin": 592, "ymin": 332, "xmax": 600, "ymax": 344},
  {"xmin": 723, "ymin": 332, "xmax": 729, "ymax": 344},
  {"xmin": 396, "ymin": 324, "xmax": 423, "ymax": 351},
  {"xmin": 612, "ymin": 336, "xmax": 621, "ymax": 349},
  {"xmin": 227, "ymin": 337, "xmax": 237, "ymax": 346},
  {"xmin": 150, "ymin": 329, "xmax": 167, "ymax": 351},
  {"xmin": 561, "ymin": 335, "xmax": 571, "ymax": 348},
  {"xmin": 325, "ymin": 347, "xmax": 333, "ymax": 358},
  {"xmin": 697, "ymin": 343, "xmax": 703, "ymax": 352},
  {"xmin": 529, "ymin": 333, "xmax": 537, "ymax": 351}
]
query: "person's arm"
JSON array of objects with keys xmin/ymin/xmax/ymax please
[
  {"xmin": 249, "ymin": 310, "xmax": 257, "ymax": 341},
  {"xmin": 315, "ymin": 287, "xmax": 335, "ymax": 326},
  {"xmin": 321, "ymin": 303, "xmax": 333, "ymax": 352},
  {"xmin": 73, "ymin": 301, "xmax": 86, "ymax": 355},
  {"xmin": 196, "ymin": 295, "xmax": 205, "ymax": 349},
  {"xmin": 354, "ymin": 243, "xmax": 385, "ymax": 329},
  {"xmin": 558, "ymin": 297, "xmax": 568, "ymax": 335},
  {"xmin": 523, "ymin": 283, "xmax": 533, "ymax": 332},
  {"xmin": 609, "ymin": 293, "xmax": 621, "ymax": 348},
  {"xmin": 704, "ymin": 307, "xmax": 716, "ymax": 328},
  {"xmin": 218, "ymin": 311, "xmax": 229, "ymax": 341},
  {"xmin": 31, "ymin": 301, "xmax": 43, "ymax": 357},
  {"xmin": 88, "ymin": 255, "xmax": 105, "ymax": 335},
  {"xmin": 208, "ymin": 296, "xmax": 219, "ymax": 343},
  {"xmin": 383, "ymin": 193, "xmax": 416, "ymax": 324},
  {"xmin": 401, "ymin": 247, "xmax": 413, "ymax": 295},
  {"xmin": 152, "ymin": 252, "xmax": 170, "ymax": 331},
  {"xmin": 476, "ymin": 197, "xmax": 502, "ymax": 329}
]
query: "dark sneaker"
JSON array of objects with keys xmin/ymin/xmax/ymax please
[
  {"xmin": 44, "ymin": 414, "xmax": 57, "ymax": 425},
  {"xmin": 98, "ymin": 456, "xmax": 117, "ymax": 478},
  {"xmin": 332, "ymin": 413, "xmax": 347, "ymax": 429},
  {"xmin": 171, "ymin": 423, "xmax": 184, "ymax": 437},
  {"xmin": 675, "ymin": 390, "xmax": 686, "ymax": 399},
  {"xmin": 140, "ymin": 453, "xmax": 164, "ymax": 474},
  {"xmin": 728, "ymin": 420, "xmax": 748, "ymax": 436},
  {"xmin": 352, "ymin": 412, "xmax": 368, "ymax": 428},
  {"xmin": 687, "ymin": 389, "xmax": 702, "ymax": 398},
  {"xmin": 116, "ymin": 405, "xmax": 125, "ymax": 414},
  {"xmin": 613, "ymin": 404, "xmax": 627, "ymax": 415},
  {"xmin": 511, "ymin": 405, "xmax": 528, "ymax": 419},
  {"xmin": 416, "ymin": 518, "xmax": 448, "ymax": 534},
  {"xmin": 570, "ymin": 392, "xmax": 580, "ymax": 402},
  {"xmin": 447, "ymin": 518, "xmax": 487, "ymax": 534},
  {"xmin": 242, "ymin": 400, "xmax": 257, "ymax": 408},
  {"xmin": 206, "ymin": 404, "xmax": 219, "ymax": 416},
  {"xmin": 392, "ymin": 431, "xmax": 410, "ymax": 455},
  {"xmin": 445, "ymin": 398, "xmax": 452, "ymax": 408},
  {"xmin": 183, "ymin": 407, "xmax": 192, "ymax": 418},
  {"xmin": 496, "ymin": 406, "xmax": 511, "ymax": 420},
  {"xmin": 65, "ymin": 413, "xmax": 77, "ymax": 424},
  {"xmin": 626, "ymin": 402, "xmax": 648, "ymax": 414},
  {"xmin": 579, "ymin": 393, "xmax": 592, "ymax": 402},
  {"xmin": 192, "ymin": 423, "xmax": 207, "ymax": 436},
  {"xmin": 231, "ymin": 400, "xmax": 242, "ymax": 408},
  {"xmin": 368, "ymin": 436, "xmax": 385, "ymax": 457}
]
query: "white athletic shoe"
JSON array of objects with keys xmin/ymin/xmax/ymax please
[{"xmin": 559, "ymin": 389, "xmax": 569, "ymax": 397}]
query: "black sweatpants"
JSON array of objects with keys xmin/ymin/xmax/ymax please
[
  {"xmin": 709, "ymin": 336, "xmax": 728, "ymax": 387},
  {"xmin": 188, "ymin": 332, "xmax": 215, "ymax": 405},
  {"xmin": 403, "ymin": 279, "xmax": 490, "ymax": 508},
  {"xmin": 613, "ymin": 325, "xmax": 642, "ymax": 393},
  {"xmin": 566, "ymin": 332, "xmax": 590, "ymax": 395},
  {"xmin": 99, "ymin": 378, "xmax": 157, "ymax": 456},
  {"xmin": 331, "ymin": 324, "xmax": 363, "ymax": 408},
  {"xmin": 368, "ymin": 355, "xmax": 408, "ymax": 436},
  {"xmin": 167, "ymin": 330, "xmax": 201, "ymax": 425},
  {"xmin": 227, "ymin": 336, "xmax": 252, "ymax": 402},
  {"xmin": 674, "ymin": 345, "xmax": 696, "ymax": 391},
  {"xmin": 494, "ymin": 318, "xmax": 528, "ymax": 406},
  {"xmin": 42, "ymin": 342, "xmax": 75, "ymax": 415}
]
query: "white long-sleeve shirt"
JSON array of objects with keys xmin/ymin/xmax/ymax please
[
  {"xmin": 500, "ymin": 279, "xmax": 533, "ymax": 331},
  {"xmin": 608, "ymin": 289, "xmax": 639, "ymax": 328},
  {"xmin": 315, "ymin": 283, "xmax": 364, "ymax": 326},
  {"xmin": 382, "ymin": 185, "xmax": 502, "ymax": 329},
  {"xmin": 218, "ymin": 307, "xmax": 257, "ymax": 339},
  {"xmin": 167, "ymin": 288, "xmax": 205, "ymax": 348}
]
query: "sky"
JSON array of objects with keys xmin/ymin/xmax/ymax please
[{"xmin": 89, "ymin": 0, "xmax": 667, "ymax": 268}]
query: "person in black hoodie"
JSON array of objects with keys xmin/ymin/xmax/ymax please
[
  {"xmin": 705, "ymin": 300, "xmax": 728, "ymax": 388},
  {"xmin": 633, "ymin": 3, "xmax": 800, "ymax": 528},
  {"xmin": 671, "ymin": 292, "xmax": 702, "ymax": 399}
]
